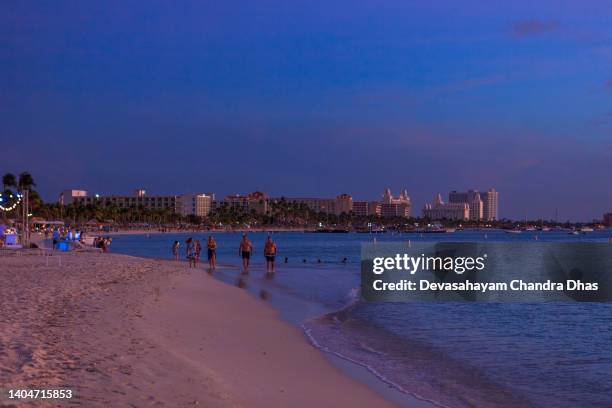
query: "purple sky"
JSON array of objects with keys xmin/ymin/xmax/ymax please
[{"xmin": 1, "ymin": 1, "xmax": 611, "ymax": 221}]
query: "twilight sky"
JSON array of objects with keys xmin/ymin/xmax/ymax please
[{"xmin": 1, "ymin": 1, "xmax": 611, "ymax": 221}]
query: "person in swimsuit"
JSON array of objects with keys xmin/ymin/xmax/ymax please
[
  {"xmin": 207, "ymin": 235, "xmax": 217, "ymax": 270},
  {"xmin": 186, "ymin": 238, "xmax": 196, "ymax": 268},
  {"xmin": 194, "ymin": 239, "xmax": 202, "ymax": 266},
  {"xmin": 238, "ymin": 234, "xmax": 253, "ymax": 273},
  {"xmin": 172, "ymin": 240, "xmax": 180, "ymax": 261},
  {"xmin": 264, "ymin": 236, "xmax": 277, "ymax": 275}
]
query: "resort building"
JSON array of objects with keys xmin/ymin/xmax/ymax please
[
  {"xmin": 448, "ymin": 188, "xmax": 498, "ymax": 221},
  {"xmin": 381, "ymin": 203, "xmax": 410, "ymax": 217},
  {"xmin": 247, "ymin": 191, "xmax": 269, "ymax": 215},
  {"xmin": 604, "ymin": 213, "xmax": 612, "ymax": 227},
  {"xmin": 70, "ymin": 191, "xmax": 179, "ymax": 212},
  {"xmin": 352, "ymin": 201, "xmax": 368, "ymax": 216},
  {"xmin": 279, "ymin": 194, "xmax": 353, "ymax": 216},
  {"xmin": 352, "ymin": 201, "xmax": 383, "ymax": 217},
  {"xmin": 223, "ymin": 194, "xmax": 250, "ymax": 212},
  {"xmin": 335, "ymin": 193, "xmax": 353, "ymax": 215},
  {"xmin": 423, "ymin": 194, "xmax": 469, "ymax": 220},
  {"xmin": 369, "ymin": 202, "xmax": 382, "ymax": 216},
  {"xmin": 380, "ymin": 188, "xmax": 411, "ymax": 218},
  {"xmin": 482, "ymin": 189, "xmax": 499, "ymax": 221},
  {"xmin": 63, "ymin": 189, "xmax": 213, "ymax": 216},
  {"xmin": 177, "ymin": 193, "xmax": 213, "ymax": 217},
  {"xmin": 222, "ymin": 192, "xmax": 269, "ymax": 215},
  {"xmin": 449, "ymin": 190, "xmax": 483, "ymax": 221},
  {"xmin": 59, "ymin": 189, "xmax": 88, "ymax": 205}
]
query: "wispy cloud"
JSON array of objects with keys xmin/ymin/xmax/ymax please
[{"xmin": 512, "ymin": 20, "xmax": 559, "ymax": 38}]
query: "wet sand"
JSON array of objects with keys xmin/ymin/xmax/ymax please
[{"xmin": 0, "ymin": 252, "xmax": 395, "ymax": 407}]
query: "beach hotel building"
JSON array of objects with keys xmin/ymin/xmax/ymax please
[
  {"xmin": 221, "ymin": 191, "xmax": 269, "ymax": 215},
  {"xmin": 352, "ymin": 201, "xmax": 368, "ymax": 216},
  {"xmin": 423, "ymin": 194, "xmax": 470, "ymax": 220},
  {"xmin": 59, "ymin": 189, "xmax": 88, "ymax": 205},
  {"xmin": 352, "ymin": 202, "xmax": 383, "ymax": 216},
  {"xmin": 177, "ymin": 193, "xmax": 214, "ymax": 217},
  {"xmin": 448, "ymin": 188, "xmax": 499, "ymax": 221},
  {"xmin": 482, "ymin": 189, "xmax": 499, "ymax": 221},
  {"xmin": 214, "ymin": 192, "xmax": 352, "ymax": 216},
  {"xmin": 60, "ymin": 189, "xmax": 213, "ymax": 217},
  {"xmin": 380, "ymin": 188, "xmax": 411, "ymax": 217},
  {"xmin": 448, "ymin": 190, "xmax": 483, "ymax": 221},
  {"xmin": 352, "ymin": 189, "xmax": 411, "ymax": 218},
  {"xmin": 604, "ymin": 213, "xmax": 612, "ymax": 227},
  {"xmin": 278, "ymin": 193, "xmax": 353, "ymax": 216}
]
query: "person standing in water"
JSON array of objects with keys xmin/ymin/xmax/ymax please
[
  {"xmin": 238, "ymin": 234, "xmax": 253, "ymax": 273},
  {"xmin": 194, "ymin": 239, "xmax": 202, "ymax": 267},
  {"xmin": 207, "ymin": 235, "xmax": 217, "ymax": 270},
  {"xmin": 264, "ymin": 235, "xmax": 278, "ymax": 275},
  {"xmin": 186, "ymin": 238, "xmax": 196, "ymax": 268},
  {"xmin": 172, "ymin": 240, "xmax": 180, "ymax": 261}
]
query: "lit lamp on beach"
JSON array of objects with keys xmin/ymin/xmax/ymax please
[{"xmin": 0, "ymin": 191, "xmax": 21, "ymax": 212}]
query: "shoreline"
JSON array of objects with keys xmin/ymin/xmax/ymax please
[
  {"xmin": 103, "ymin": 227, "xmax": 311, "ymax": 236},
  {"xmin": 0, "ymin": 251, "xmax": 401, "ymax": 406}
]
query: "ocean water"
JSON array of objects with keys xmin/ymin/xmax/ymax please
[{"xmin": 110, "ymin": 230, "xmax": 612, "ymax": 407}]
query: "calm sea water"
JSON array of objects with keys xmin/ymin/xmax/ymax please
[{"xmin": 111, "ymin": 230, "xmax": 612, "ymax": 407}]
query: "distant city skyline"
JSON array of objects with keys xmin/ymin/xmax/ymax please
[
  {"xmin": 0, "ymin": 172, "xmax": 605, "ymax": 222},
  {"xmin": 2, "ymin": 1, "xmax": 612, "ymax": 221}
]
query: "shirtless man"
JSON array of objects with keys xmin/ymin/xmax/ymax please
[
  {"xmin": 239, "ymin": 234, "xmax": 253, "ymax": 273},
  {"xmin": 264, "ymin": 236, "xmax": 277, "ymax": 275}
]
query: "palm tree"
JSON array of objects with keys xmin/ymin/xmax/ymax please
[
  {"xmin": 28, "ymin": 190, "xmax": 43, "ymax": 213},
  {"xmin": 18, "ymin": 172, "xmax": 35, "ymax": 191},
  {"xmin": 2, "ymin": 173, "xmax": 16, "ymax": 190}
]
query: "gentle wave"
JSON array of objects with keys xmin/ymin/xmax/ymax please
[{"xmin": 302, "ymin": 301, "xmax": 536, "ymax": 408}]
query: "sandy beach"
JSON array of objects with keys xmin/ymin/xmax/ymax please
[{"xmin": 0, "ymin": 251, "xmax": 395, "ymax": 407}]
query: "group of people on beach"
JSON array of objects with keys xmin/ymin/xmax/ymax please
[{"xmin": 172, "ymin": 234, "xmax": 278, "ymax": 275}]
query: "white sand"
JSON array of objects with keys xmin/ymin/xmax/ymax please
[{"xmin": 0, "ymin": 252, "xmax": 395, "ymax": 407}]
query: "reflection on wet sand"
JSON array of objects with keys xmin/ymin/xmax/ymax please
[
  {"xmin": 235, "ymin": 276, "xmax": 247, "ymax": 289},
  {"xmin": 259, "ymin": 289, "xmax": 271, "ymax": 301}
]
